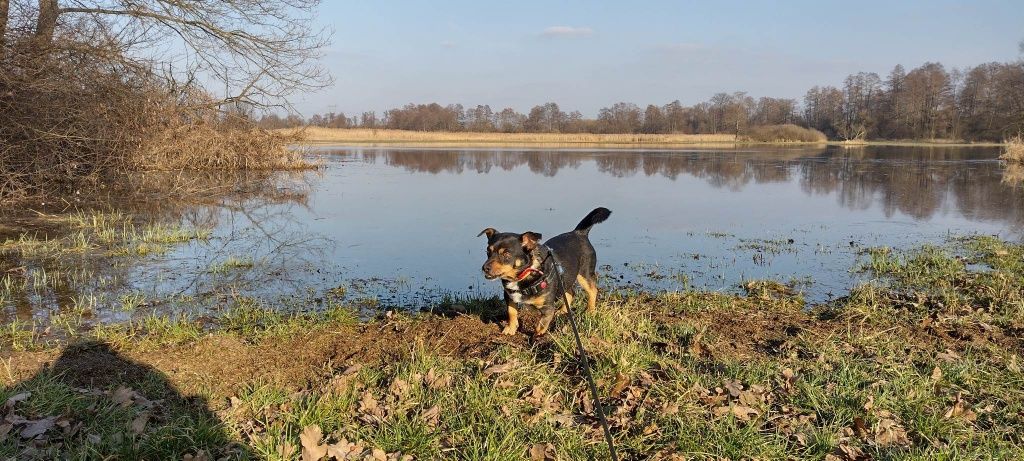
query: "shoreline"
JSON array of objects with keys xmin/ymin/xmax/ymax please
[{"xmin": 286, "ymin": 128, "xmax": 1006, "ymax": 149}]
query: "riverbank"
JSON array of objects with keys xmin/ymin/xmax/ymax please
[
  {"xmin": 286, "ymin": 127, "xmax": 1006, "ymax": 148},
  {"xmin": 2, "ymin": 237, "xmax": 1022, "ymax": 460}
]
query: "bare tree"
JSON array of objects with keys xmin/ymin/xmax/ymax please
[
  {"xmin": 0, "ymin": 0, "xmax": 9, "ymax": 45},
  {"xmin": 26, "ymin": 0, "xmax": 331, "ymax": 109}
]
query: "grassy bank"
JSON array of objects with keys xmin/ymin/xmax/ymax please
[
  {"xmin": 2, "ymin": 237, "xmax": 1023, "ymax": 460},
  {"xmin": 287, "ymin": 127, "xmax": 1007, "ymax": 148}
]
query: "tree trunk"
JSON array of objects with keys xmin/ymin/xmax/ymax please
[
  {"xmin": 35, "ymin": 0, "xmax": 59, "ymax": 44},
  {"xmin": 0, "ymin": 0, "xmax": 9, "ymax": 46}
]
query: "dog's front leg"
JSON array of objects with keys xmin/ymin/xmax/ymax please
[
  {"xmin": 534, "ymin": 304, "xmax": 558, "ymax": 337},
  {"xmin": 501, "ymin": 303, "xmax": 520, "ymax": 335}
]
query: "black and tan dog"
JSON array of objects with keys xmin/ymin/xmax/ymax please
[{"xmin": 479, "ymin": 207, "xmax": 611, "ymax": 336}]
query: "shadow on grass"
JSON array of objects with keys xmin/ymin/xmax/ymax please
[{"xmin": 2, "ymin": 340, "xmax": 250, "ymax": 459}]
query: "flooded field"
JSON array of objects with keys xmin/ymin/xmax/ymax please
[{"xmin": 3, "ymin": 145, "xmax": 1022, "ymax": 325}]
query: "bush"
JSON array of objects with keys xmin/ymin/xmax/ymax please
[
  {"xmin": 0, "ymin": 39, "xmax": 304, "ymax": 203},
  {"xmin": 743, "ymin": 124, "xmax": 828, "ymax": 143}
]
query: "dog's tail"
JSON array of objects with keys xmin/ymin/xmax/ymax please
[{"xmin": 574, "ymin": 207, "xmax": 612, "ymax": 236}]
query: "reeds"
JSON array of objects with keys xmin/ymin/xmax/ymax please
[
  {"xmin": 290, "ymin": 127, "xmax": 739, "ymax": 145},
  {"xmin": 742, "ymin": 124, "xmax": 828, "ymax": 143}
]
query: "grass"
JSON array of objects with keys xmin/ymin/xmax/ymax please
[
  {"xmin": 209, "ymin": 256, "xmax": 257, "ymax": 274},
  {"xmin": 2, "ymin": 236, "xmax": 1023, "ymax": 459}
]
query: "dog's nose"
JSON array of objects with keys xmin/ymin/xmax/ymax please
[{"xmin": 482, "ymin": 262, "xmax": 491, "ymax": 273}]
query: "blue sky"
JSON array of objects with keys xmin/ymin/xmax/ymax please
[{"xmin": 295, "ymin": 0, "xmax": 1024, "ymax": 117}]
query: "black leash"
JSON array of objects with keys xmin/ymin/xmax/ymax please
[{"xmin": 534, "ymin": 249, "xmax": 619, "ymax": 461}]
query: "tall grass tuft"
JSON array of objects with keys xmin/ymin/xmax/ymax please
[{"xmin": 999, "ymin": 133, "xmax": 1024, "ymax": 162}]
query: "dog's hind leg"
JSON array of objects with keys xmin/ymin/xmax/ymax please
[
  {"xmin": 557, "ymin": 291, "xmax": 573, "ymax": 314},
  {"xmin": 577, "ymin": 274, "xmax": 598, "ymax": 311}
]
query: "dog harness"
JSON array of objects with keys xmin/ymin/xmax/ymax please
[{"xmin": 505, "ymin": 247, "xmax": 557, "ymax": 301}]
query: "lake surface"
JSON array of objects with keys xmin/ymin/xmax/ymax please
[{"xmin": 6, "ymin": 145, "xmax": 1024, "ymax": 322}]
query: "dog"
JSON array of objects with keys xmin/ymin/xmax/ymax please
[{"xmin": 479, "ymin": 207, "xmax": 611, "ymax": 336}]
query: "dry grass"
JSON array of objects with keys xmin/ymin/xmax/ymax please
[
  {"xmin": 288, "ymin": 127, "xmax": 739, "ymax": 146},
  {"xmin": 742, "ymin": 124, "xmax": 828, "ymax": 143},
  {"xmin": 999, "ymin": 134, "xmax": 1024, "ymax": 162}
]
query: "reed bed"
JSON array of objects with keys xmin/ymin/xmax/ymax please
[{"xmin": 290, "ymin": 127, "xmax": 739, "ymax": 145}]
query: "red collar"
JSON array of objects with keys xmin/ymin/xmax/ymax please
[{"xmin": 516, "ymin": 266, "xmax": 544, "ymax": 281}]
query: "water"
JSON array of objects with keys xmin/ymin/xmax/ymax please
[{"xmin": 6, "ymin": 145, "xmax": 1024, "ymax": 322}]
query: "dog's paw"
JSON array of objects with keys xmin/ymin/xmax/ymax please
[{"xmin": 501, "ymin": 325, "xmax": 518, "ymax": 335}]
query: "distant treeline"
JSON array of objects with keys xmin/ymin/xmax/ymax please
[{"xmin": 258, "ymin": 59, "xmax": 1024, "ymax": 141}]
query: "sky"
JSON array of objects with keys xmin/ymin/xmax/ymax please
[{"xmin": 294, "ymin": 0, "xmax": 1024, "ymax": 117}]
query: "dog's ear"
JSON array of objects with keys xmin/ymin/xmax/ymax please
[
  {"xmin": 477, "ymin": 227, "xmax": 497, "ymax": 238},
  {"xmin": 520, "ymin": 231, "xmax": 542, "ymax": 250}
]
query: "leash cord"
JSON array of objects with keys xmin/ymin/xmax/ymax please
[{"xmin": 536, "ymin": 250, "xmax": 619, "ymax": 461}]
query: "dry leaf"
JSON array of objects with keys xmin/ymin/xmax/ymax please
[
  {"xmin": 936, "ymin": 349, "xmax": 961, "ymax": 363},
  {"xmin": 482, "ymin": 362, "xmax": 514, "ymax": 376},
  {"xmin": 183, "ymin": 450, "xmax": 211, "ymax": 461},
  {"xmin": 723, "ymin": 380, "xmax": 744, "ymax": 398},
  {"xmin": 130, "ymin": 411, "xmax": 149, "ymax": 435},
  {"xmin": 872, "ymin": 418, "xmax": 911, "ymax": 447},
  {"xmin": 300, "ymin": 424, "xmax": 328, "ymax": 461},
  {"xmin": 944, "ymin": 393, "xmax": 977, "ymax": 422},
  {"xmin": 20, "ymin": 416, "xmax": 57, "ymax": 439},
  {"xmin": 277, "ymin": 441, "xmax": 298, "ymax": 459},
  {"xmin": 371, "ymin": 447, "xmax": 387, "ymax": 460},
  {"xmin": 529, "ymin": 442, "xmax": 555, "ymax": 461},
  {"xmin": 111, "ymin": 386, "xmax": 139, "ymax": 408},
  {"xmin": 713, "ymin": 404, "xmax": 759, "ymax": 421},
  {"xmin": 420, "ymin": 406, "xmax": 440, "ymax": 427},
  {"xmin": 4, "ymin": 392, "xmax": 30, "ymax": 408},
  {"xmin": 610, "ymin": 373, "xmax": 630, "ymax": 396},
  {"xmin": 326, "ymin": 438, "xmax": 357, "ymax": 459},
  {"xmin": 389, "ymin": 379, "xmax": 411, "ymax": 399},
  {"xmin": 930, "ymin": 366, "xmax": 942, "ymax": 381}
]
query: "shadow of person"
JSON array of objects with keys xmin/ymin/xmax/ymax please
[{"xmin": 3, "ymin": 339, "xmax": 250, "ymax": 459}]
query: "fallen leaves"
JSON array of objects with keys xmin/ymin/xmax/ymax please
[
  {"xmin": 528, "ymin": 442, "xmax": 556, "ymax": 461},
  {"xmin": 482, "ymin": 361, "xmax": 516, "ymax": 377},
  {"xmin": 944, "ymin": 392, "xmax": 977, "ymax": 422},
  {"xmin": 871, "ymin": 415, "xmax": 911, "ymax": 447},
  {"xmin": 298, "ymin": 424, "xmax": 413, "ymax": 461},
  {"xmin": 19, "ymin": 416, "xmax": 56, "ymax": 439},
  {"xmin": 301, "ymin": 425, "xmax": 329, "ymax": 461},
  {"xmin": 712, "ymin": 404, "xmax": 760, "ymax": 421},
  {"xmin": 129, "ymin": 411, "xmax": 149, "ymax": 436}
]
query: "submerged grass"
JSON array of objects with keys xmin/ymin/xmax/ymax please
[{"xmin": 2, "ymin": 236, "xmax": 1023, "ymax": 459}]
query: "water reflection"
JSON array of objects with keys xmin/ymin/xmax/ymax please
[{"xmin": 332, "ymin": 146, "xmax": 1022, "ymax": 230}]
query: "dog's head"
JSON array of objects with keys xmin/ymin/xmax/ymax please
[{"xmin": 477, "ymin": 228, "xmax": 542, "ymax": 281}]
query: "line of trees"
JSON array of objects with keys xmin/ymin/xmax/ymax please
[{"xmin": 265, "ymin": 51, "xmax": 1024, "ymax": 142}]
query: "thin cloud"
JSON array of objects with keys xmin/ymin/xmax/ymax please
[
  {"xmin": 662, "ymin": 42, "xmax": 707, "ymax": 52},
  {"xmin": 440, "ymin": 40, "xmax": 457, "ymax": 48},
  {"xmin": 541, "ymin": 26, "xmax": 594, "ymax": 38}
]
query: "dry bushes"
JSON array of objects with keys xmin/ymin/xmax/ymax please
[
  {"xmin": 743, "ymin": 124, "xmax": 828, "ymax": 143},
  {"xmin": 999, "ymin": 134, "xmax": 1024, "ymax": 163},
  {"xmin": 0, "ymin": 40, "xmax": 305, "ymax": 203}
]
